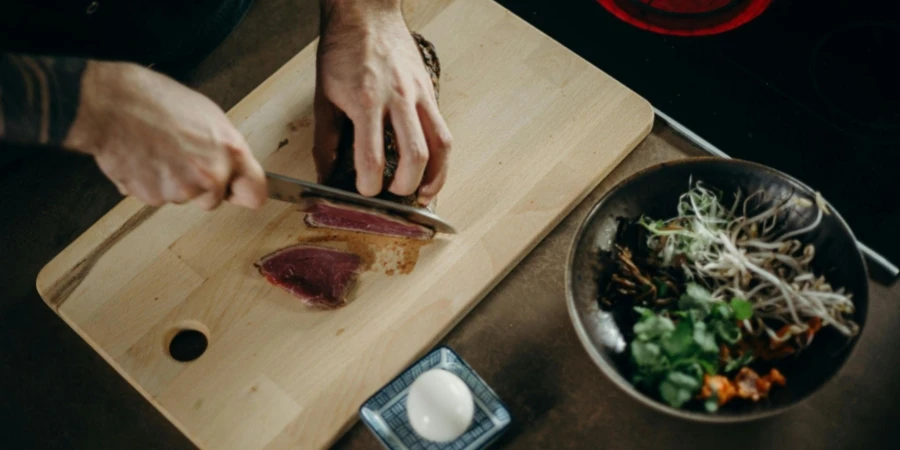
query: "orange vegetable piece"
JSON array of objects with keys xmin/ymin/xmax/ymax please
[
  {"xmin": 763, "ymin": 368, "xmax": 787, "ymax": 387},
  {"xmin": 699, "ymin": 374, "xmax": 737, "ymax": 406}
]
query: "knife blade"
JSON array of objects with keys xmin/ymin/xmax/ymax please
[{"xmin": 264, "ymin": 171, "xmax": 457, "ymax": 235}]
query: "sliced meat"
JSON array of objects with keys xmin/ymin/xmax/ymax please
[
  {"xmin": 301, "ymin": 198, "xmax": 435, "ymax": 240},
  {"xmin": 254, "ymin": 244, "xmax": 363, "ymax": 309},
  {"xmin": 324, "ymin": 32, "xmax": 441, "ymax": 207}
]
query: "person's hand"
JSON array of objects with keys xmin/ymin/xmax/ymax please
[
  {"xmin": 63, "ymin": 61, "xmax": 267, "ymax": 210},
  {"xmin": 313, "ymin": 0, "xmax": 452, "ymax": 206}
]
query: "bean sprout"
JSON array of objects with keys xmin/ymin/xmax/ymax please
[{"xmin": 638, "ymin": 181, "xmax": 858, "ymax": 342}]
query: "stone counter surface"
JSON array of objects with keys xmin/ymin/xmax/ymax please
[{"xmin": 1, "ymin": 1, "xmax": 897, "ymax": 449}]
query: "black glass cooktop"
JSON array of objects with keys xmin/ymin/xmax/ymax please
[{"xmin": 495, "ymin": 0, "xmax": 900, "ymax": 267}]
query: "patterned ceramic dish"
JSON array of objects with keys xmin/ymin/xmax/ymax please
[{"xmin": 359, "ymin": 346, "xmax": 512, "ymax": 450}]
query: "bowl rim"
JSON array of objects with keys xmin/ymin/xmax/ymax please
[{"xmin": 564, "ymin": 156, "xmax": 871, "ymax": 423}]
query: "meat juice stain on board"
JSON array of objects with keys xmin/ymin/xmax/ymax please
[
  {"xmin": 288, "ymin": 116, "xmax": 312, "ymax": 133},
  {"xmin": 296, "ymin": 228, "xmax": 430, "ymax": 276}
]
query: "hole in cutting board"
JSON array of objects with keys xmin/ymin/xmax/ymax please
[{"xmin": 168, "ymin": 325, "xmax": 209, "ymax": 362}]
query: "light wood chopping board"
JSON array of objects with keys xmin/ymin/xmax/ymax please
[{"xmin": 36, "ymin": 0, "xmax": 652, "ymax": 448}]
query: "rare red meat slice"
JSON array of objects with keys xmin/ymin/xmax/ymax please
[
  {"xmin": 254, "ymin": 244, "xmax": 363, "ymax": 309},
  {"xmin": 301, "ymin": 198, "xmax": 435, "ymax": 240}
]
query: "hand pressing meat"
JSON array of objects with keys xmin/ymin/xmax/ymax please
[{"xmin": 313, "ymin": 0, "xmax": 453, "ymax": 207}]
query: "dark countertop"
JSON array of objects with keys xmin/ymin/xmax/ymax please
[{"xmin": 1, "ymin": 1, "xmax": 898, "ymax": 449}]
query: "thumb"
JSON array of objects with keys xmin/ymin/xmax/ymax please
[{"xmin": 313, "ymin": 95, "xmax": 344, "ymax": 183}]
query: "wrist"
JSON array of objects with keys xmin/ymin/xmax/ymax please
[
  {"xmin": 64, "ymin": 60, "xmax": 139, "ymax": 155},
  {"xmin": 320, "ymin": 0, "xmax": 401, "ymax": 12},
  {"xmin": 63, "ymin": 61, "xmax": 99, "ymax": 154}
]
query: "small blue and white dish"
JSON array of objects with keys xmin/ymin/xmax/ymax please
[{"xmin": 359, "ymin": 346, "xmax": 512, "ymax": 450}]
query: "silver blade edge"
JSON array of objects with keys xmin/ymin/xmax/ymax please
[{"xmin": 265, "ymin": 172, "xmax": 457, "ymax": 234}]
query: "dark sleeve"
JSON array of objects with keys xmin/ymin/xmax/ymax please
[{"xmin": 0, "ymin": 53, "xmax": 87, "ymax": 146}]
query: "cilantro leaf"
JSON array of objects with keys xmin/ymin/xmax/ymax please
[
  {"xmin": 714, "ymin": 303, "xmax": 733, "ymax": 320},
  {"xmin": 634, "ymin": 314, "xmax": 675, "ymax": 340},
  {"xmin": 679, "ymin": 283, "xmax": 715, "ymax": 316},
  {"xmin": 692, "ymin": 321, "xmax": 719, "ymax": 354},
  {"xmin": 661, "ymin": 319, "xmax": 693, "ymax": 358},
  {"xmin": 680, "ymin": 361, "xmax": 704, "ymax": 380},
  {"xmin": 712, "ymin": 319, "xmax": 741, "ymax": 345},
  {"xmin": 632, "ymin": 341, "xmax": 662, "ymax": 367},
  {"xmin": 667, "ymin": 371, "xmax": 702, "ymax": 390},
  {"xmin": 627, "ymin": 295, "xmax": 749, "ymax": 411},
  {"xmin": 697, "ymin": 357, "xmax": 719, "ymax": 375},
  {"xmin": 688, "ymin": 309, "xmax": 706, "ymax": 323},
  {"xmin": 634, "ymin": 306, "xmax": 654, "ymax": 319},
  {"xmin": 659, "ymin": 371, "xmax": 702, "ymax": 408},
  {"xmin": 724, "ymin": 353, "xmax": 754, "ymax": 373},
  {"xmin": 730, "ymin": 298, "xmax": 753, "ymax": 321},
  {"xmin": 686, "ymin": 283, "xmax": 715, "ymax": 302},
  {"xmin": 659, "ymin": 379, "xmax": 692, "ymax": 408}
]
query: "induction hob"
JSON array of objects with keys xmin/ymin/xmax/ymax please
[{"xmin": 494, "ymin": 0, "xmax": 900, "ymax": 275}]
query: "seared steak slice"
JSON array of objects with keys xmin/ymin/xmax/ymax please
[
  {"xmin": 254, "ymin": 244, "xmax": 363, "ymax": 309},
  {"xmin": 302, "ymin": 198, "xmax": 435, "ymax": 240}
]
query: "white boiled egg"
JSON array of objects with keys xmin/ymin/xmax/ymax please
[{"xmin": 406, "ymin": 368, "xmax": 475, "ymax": 442}]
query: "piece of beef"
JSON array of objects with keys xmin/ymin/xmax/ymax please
[
  {"xmin": 301, "ymin": 198, "xmax": 435, "ymax": 240},
  {"xmin": 254, "ymin": 244, "xmax": 363, "ymax": 309},
  {"xmin": 324, "ymin": 32, "xmax": 441, "ymax": 207}
]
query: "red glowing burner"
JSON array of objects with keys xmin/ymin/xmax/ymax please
[{"xmin": 597, "ymin": 0, "xmax": 772, "ymax": 36}]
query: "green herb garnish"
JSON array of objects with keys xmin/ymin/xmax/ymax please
[
  {"xmin": 730, "ymin": 297, "xmax": 753, "ymax": 321},
  {"xmin": 629, "ymin": 283, "xmax": 749, "ymax": 409}
]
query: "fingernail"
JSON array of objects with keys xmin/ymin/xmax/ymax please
[{"xmin": 357, "ymin": 176, "xmax": 379, "ymax": 197}]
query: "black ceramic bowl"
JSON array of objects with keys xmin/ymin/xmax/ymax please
[{"xmin": 566, "ymin": 157, "xmax": 869, "ymax": 422}]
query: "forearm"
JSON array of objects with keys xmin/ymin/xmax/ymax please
[
  {"xmin": 319, "ymin": 0, "xmax": 401, "ymax": 13},
  {"xmin": 0, "ymin": 53, "xmax": 87, "ymax": 147},
  {"xmin": 319, "ymin": 0, "xmax": 402, "ymax": 28}
]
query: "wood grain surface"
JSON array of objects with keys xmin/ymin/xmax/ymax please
[{"xmin": 34, "ymin": 0, "xmax": 653, "ymax": 448}]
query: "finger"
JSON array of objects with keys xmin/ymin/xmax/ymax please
[
  {"xmin": 112, "ymin": 179, "xmax": 129, "ymax": 196},
  {"xmin": 416, "ymin": 99, "xmax": 453, "ymax": 205},
  {"xmin": 93, "ymin": 156, "xmax": 130, "ymax": 196},
  {"xmin": 352, "ymin": 112, "xmax": 386, "ymax": 197},
  {"xmin": 313, "ymin": 96, "xmax": 344, "ymax": 183},
  {"xmin": 225, "ymin": 139, "xmax": 267, "ymax": 209},
  {"xmin": 193, "ymin": 160, "xmax": 230, "ymax": 211},
  {"xmin": 164, "ymin": 182, "xmax": 203, "ymax": 205},
  {"xmin": 127, "ymin": 180, "xmax": 164, "ymax": 207},
  {"xmin": 189, "ymin": 140, "xmax": 234, "ymax": 210},
  {"xmin": 387, "ymin": 100, "xmax": 429, "ymax": 197},
  {"xmin": 193, "ymin": 190, "xmax": 223, "ymax": 211},
  {"xmin": 160, "ymin": 164, "xmax": 203, "ymax": 204}
]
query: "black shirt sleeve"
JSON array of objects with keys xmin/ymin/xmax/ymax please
[{"xmin": 0, "ymin": 53, "xmax": 87, "ymax": 146}]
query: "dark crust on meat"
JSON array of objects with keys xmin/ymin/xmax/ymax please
[{"xmin": 324, "ymin": 32, "xmax": 441, "ymax": 208}]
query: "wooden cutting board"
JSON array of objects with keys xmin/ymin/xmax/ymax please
[{"xmin": 36, "ymin": 0, "xmax": 652, "ymax": 448}]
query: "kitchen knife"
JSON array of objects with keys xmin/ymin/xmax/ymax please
[{"xmin": 264, "ymin": 171, "xmax": 457, "ymax": 235}]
